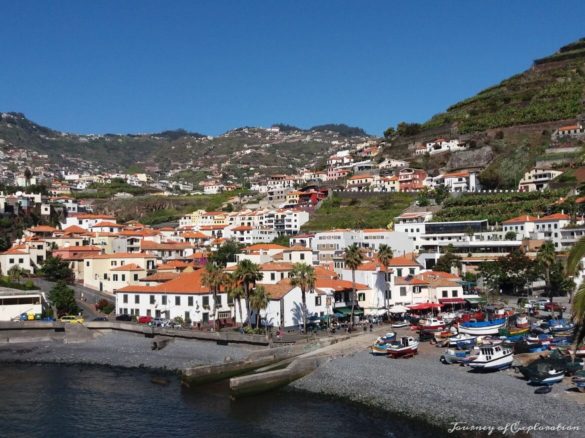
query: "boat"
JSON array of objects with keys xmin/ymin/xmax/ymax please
[
  {"xmin": 468, "ymin": 345, "xmax": 514, "ymax": 370},
  {"xmin": 476, "ymin": 336, "xmax": 503, "ymax": 346},
  {"xmin": 548, "ymin": 319, "xmax": 574, "ymax": 333},
  {"xmin": 568, "ymin": 346, "xmax": 585, "ymax": 358},
  {"xmin": 458, "ymin": 318, "xmax": 506, "ymax": 336},
  {"xmin": 440, "ymin": 348, "xmax": 472, "ymax": 364},
  {"xmin": 439, "ymin": 312, "xmax": 458, "ymax": 324},
  {"xmin": 528, "ymin": 369, "xmax": 565, "ymax": 386},
  {"xmin": 498, "ymin": 326, "xmax": 529, "ymax": 337},
  {"xmin": 391, "ymin": 321, "xmax": 409, "ymax": 328},
  {"xmin": 515, "ymin": 315, "xmax": 529, "ymax": 329},
  {"xmin": 448, "ymin": 333, "xmax": 476, "ymax": 349},
  {"xmin": 572, "ymin": 370, "xmax": 585, "ymax": 392},
  {"xmin": 370, "ymin": 342, "xmax": 390, "ymax": 355},
  {"xmin": 419, "ymin": 317, "xmax": 445, "ymax": 331},
  {"xmin": 387, "ymin": 337, "xmax": 419, "ymax": 358},
  {"xmin": 517, "ymin": 350, "xmax": 584, "ymax": 379},
  {"xmin": 379, "ymin": 332, "xmax": 397, "ymax": 342}
]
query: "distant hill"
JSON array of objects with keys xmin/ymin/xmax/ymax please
[{"xmin": 0, "ymin": 113, "xmax": 371, "ymax": 178}]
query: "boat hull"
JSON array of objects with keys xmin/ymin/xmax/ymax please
[
  {"xmin": 469, "ymin": 353, "xmax": 513, "ymax": 370},
  {"xmin": 459, "ymin": 321, "xmax": 506, "ymax": 336}
]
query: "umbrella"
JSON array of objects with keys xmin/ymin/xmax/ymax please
[{"xmin": 389, "ymin": 305, "xmax": 408, "ymax": 314}]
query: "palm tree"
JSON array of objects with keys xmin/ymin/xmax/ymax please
[
  {"xmin": 201, "ymin": 262, "xmax": 225, "ymax": 330},
  {"xmin": 289, "ymin": 262, "xmax": 316, "ymax": 334},
  {"xmin": 537, "ymin": 241, "xmax": 556, "ymax": 303},
  {"xmin": 344, "ymin": 243, "xmax": 363, "ymax": 326},
  {"xmin": 376, "ymin": 244, "xmax": 393, "ymax": 309},
  {"xmin": 565, "ymin": 236, "xmax": 585, "ymax": 303},
  {"xmin": 564, "ymin": 236, "xmax": 585, "ymax": 346},
  {"xmin": 249, "ymin": 285, "xmax": 269, "ymax": 331},
  {"xmin": 233, "ymin": 259, "xmax": 263, "ymax": 326},
  {"xmin": 7, "ymin": 265, "xmax": 24, "ymax": 284},
  {"xmin": 224, "ymin": 274, "xmax": 245, "ymax": 326}
]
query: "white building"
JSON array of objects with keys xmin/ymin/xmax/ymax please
[
  {"xmin": 0, "ymin": 288, "xmax": 45, "ymax": 321},
  {"xmin": 518, "ymin": 168, "xmax": 563, "ymax": 192}
]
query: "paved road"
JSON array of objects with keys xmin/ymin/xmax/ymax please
[{"xmin": 34, "ymin": 278, "xmax": 114, "ymax": 320}]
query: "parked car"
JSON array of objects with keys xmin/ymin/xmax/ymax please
[
  {"xmin": 152, "ymin": 317, "xmax": 169, "ymax": 327},
  {"xmin": 92, "ymin": 316, "xmax": 108, "ymax": 321},
  {"xmin": 115, "ymin": 314, "xmax": 132, "ymax": 322},
  {"xmin": 544, "ymin": 302, "xmax": 563, "ymax": 312},
  {"xmin": 59, "ymin": 315, "xmax": 84, "ymax": 324},
  {"xmin": 138, "ymin": 315, "xmax": 153, "ymax": 324}
]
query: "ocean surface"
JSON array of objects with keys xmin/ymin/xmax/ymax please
[{"xmin": 0, "ymin": 364, "xmax": 446, "ymax": 438}]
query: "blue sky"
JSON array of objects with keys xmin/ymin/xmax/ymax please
[{"xmin": 1, "ymin": 1, "xmax": 584, "ymax": 136}]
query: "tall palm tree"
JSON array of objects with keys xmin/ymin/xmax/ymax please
[
  {"xmin": 376, "ymin": 244, "xmax": 393, "ymax": 309},
  {"xmin": 201, "ymin": 262, "xmax": 225, "ymax": 330},
  {"xmin": 233, "ymin": 259, "xmax": 263, "ymax": 326},
  {"xmin": 289, "ymin": 262, "xmax": 316, "ymax": 334},
  {"xmin": 344, "ymin": 243, "xmax": 363, "ymax": 326},
  {"xmin": 537, "ymin": 241, "xmax": 556, "ymax": 303},
  {"xmin": 565, "ymin": 236, "xmax": 585, "ymax": 346},
  {"xmin": 224, "ymin": 274, "xmax": 245, "ymax": 326},
  {"xmin": 249, "ymin": 285, "xmax": 269, "ymax": 331}
]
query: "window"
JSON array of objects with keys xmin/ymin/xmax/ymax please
[
  {"xmin": 123, "ymin": 294, "xmax": 128, "ymax": 304},
  {"xmin": 134, "ymin": 295, "xmax": 140, "ymax": 304},
  {"xmin": 400, "ymin": 287, "xmax": 407, "ymax": 297},
  {"xmin": 452, "ymin": 290, "xmax": 458, "ymax": 297},
  {"xmin": 315, "ymin": 296, "xmax": 321, "ymax": 306},
  {"xmin": 86, "ymin": 261, "xmax": 90, "ymax": 267},
  {"xmin": 9, "ymin": 258, "xmax": 14, "ymax": 264},
  {"xmin": 121, "ymin": 274, "xmax": 126, "ymax": 281},
  {"xmin": 18, "ymin": 258, "xmax": 24, "ymax": 264},
  {"xmin": 270, "ymin": 273, "xmax": 275, "ymax": 281},
  {"xmin": 175, "ymin": 296, "xmax": 181, "ymax": 306},
  {"xmin": 396, "ymin": 268, "xmax": 403, "ymax": 277},
  {"xmin": 357, "ymin": 293, "xmax": 365, "ymax": 301},
  {"xmin": 113, "ymin": 274, "xmax": 118, "ymax": 281},
  {"xmin": 134, "ymin": 274, "xmax": 138, "ymax": 281},
  {"xmin": 203, "ymin": 296, "xmax": 210, "ymax": 308},
  {"xmin": 300, "ymin": 253, "xmax": 305, "ymax": 260},
  {"xmin": 162, "ymin": 296, "xmax": 167, "ymax": 305},
  {"xmin": 188, "ymin": 296, "xmax": 194, "ymax": 307},
  {"xmin": 150, "ymin": 295, "xmax": 155, "ymax": 304},
  {"xmin": 409, "ymin": 268, "xmax": 415, "ymax": 275},
  {"xmin": 218, "ymin": 311, "xmax": 231, "ymax": 319},
  {"xmin": 111, "ymin": 261, "xmax": 117, "ymax": 266},
  {"xmin": 215, "ymin": 295, "xmax": 222, "ymax": 307},
  {"xmin": 442, "ymin": 290, "xmax": 448, "ymax": 298},
  {"xmin": 146, "ymin": 309, "xmax": 151, "ymax": 316}
]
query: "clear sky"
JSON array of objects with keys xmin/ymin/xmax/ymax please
[{"xmin": 1, "ymin": 0, "xmax": 584, "ymax": 136}]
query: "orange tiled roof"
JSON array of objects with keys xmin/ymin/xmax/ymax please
[
  {"xmin": 315, "ymin": 278, "xmax": 369, "ymax": 291},
  {"xmin": 84, "ymin": 252, "xmax": 156, "ymax": 260},
  {"xmin": 29, "ymin": 225, "xmax": 57, "ymax": 233},
  {"xmin": 111, "ymin": 263, "xmax": 144, "ymax": 272},
  {"xmin": 388, "ymin": 254, "xmax": 420, "ymax": 267},
  {"xmin": 243, "ymin": 243, "xmax": 288, "ymax": 252},
  {"xmin": 264, "ymin": 280, "xmax": 295, "ymax": 300},
  {"xmin": 61, "ymin": 225, "xmax": 87, "ymax": 234},
  {"xmin": 92, "ymin": 221, "xmax": 124, "ymax": 228},
  {"xmin": 534, "ymin": 213, "xmax": 570, "ymax": 222},
  {"xmin": 116, "ymin": 270, "xmax": 210, "ymax": 294},
  {"xmin": 140, "ymin": 272, "xmax": 180, "ymax": 282},
  {"xmin": 502, "ymin": 215, "xmax": 539, "ymax": 225},
  {"xmin": 141, "ymin": 241, "xmax": 193, "ymax": 251}
]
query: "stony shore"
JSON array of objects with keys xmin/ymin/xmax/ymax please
[
  {"xmin": 290, "ymin": 329, "xmax": 585, "ymax": 438},
  {"xmin": 0, "ymin": 331, "xmax": 255, "ymax": 371}
]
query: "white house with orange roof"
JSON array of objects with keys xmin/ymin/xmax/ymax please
[
  {"xmin": 115, "ymin": 270, "xmax": 233, "ymax": 325},
  {"xmin": 424, "ymin": 138, "xmax": 467, "ymax": 155},
  {"xmin": 345, "ymin": 174, "xmax": 374, "ymax": 191},
  {"xmin": 370, "ymin": 175, "xmax": 399, "ymax": 192},
  {"xmin": 518, "ymin": 168, "xmax": 563, "ymax": 192},
  {"xmin": 441, "ymin": 170, "xmax": 479, "ymax": 192},
  {"xmin": 340, "ymin": 260, "xmax": 390, "ymax": 316},
  {"xmin": 281, "ymin": 245, "xmax": 314, "ymax": 264},
  {"xmin": 552, "ymin": 123, "xmax": 584, "ymax": 140},
  {"xmin": 224, "ymin": 225, "xmax": 278, "ymax": 245},
  {"xmin": 502, "ymin": 215, "xmax": 539, "ymax": 239},
  {"xmin": 62, "ymin": 213, "xmax": 117, "ymax": 230},
  {"xmin": 532, "ymin": 213, "xmax": 571, "ymax": 249},
  {"xmin": 90, "ymin": 221, "xmax": 125, "ymax": 233},
  {"xmin": 83, "ymin": 252, "xmax": 157, "ymax": 293},
  {"xmin": 234, "ymin": 243, "xmax": 288, "ymax": 265},
  {"xmin": 0, "ymin": 245, "xmax": 33, "ymax": 275},
  {"xmin": 140, "ymin": 241, "xmax": 195, "ymax": 261}
]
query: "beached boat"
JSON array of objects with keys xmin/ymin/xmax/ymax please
[
  {"xmin": 379, "ymin": 332, "xmax": 397, "ymax": 342},
  {"xmin": 498, "ymin": 326, "xmax": 529, "ymax": 337},
  {"xmin": 448, "ymin": 333, "xmax": 476, "ymax": 349},
  {"xmin": 515, "ymin": 315, "xmax": 529, "ymax": 329},
  {"xmin": 517, "ymin": 350, "xmax": 584, "ymax": 379},
  {"xmin": 568, "ymin": 346, "xmax": 585, "ymax": 358},
  {"xmin": 439, "ymin": 312, "xmax": 458, "ymax": 324},
  {"xmin": 370, "ymin": 343, "xmax": 390, "ymax": 355},
  {"xmin": 391, "ymin": 321, "xmax": 409, "ymax": 328},
  {"xmin": 440, "ymin": 348, "xmax": 471, "ymax": 364},
  {"xmin": 459, "ymin": 318, "xmax": 506, "ymax": 336},
  {"xmin": 548, "ymin": 319, "xmax": 574, "ymax": 333},
  {"xmin": 529, "ymin": 369, "xmax": 565, "ymax": 386},
  {"xmin": 387, "ymin": 337, "xmax": 419, "ymax": 358},
  {"xmin": 419, "ymin": 317, "xmax": 445, "ymax": 331},
  {"xmin": 468, "ymin": 345, "xmax": 513, "ymax": 370}
]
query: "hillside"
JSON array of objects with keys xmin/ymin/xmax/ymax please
[{"xmin": 0, "ymin": 113, "xmax": 371, "ymax": 178}]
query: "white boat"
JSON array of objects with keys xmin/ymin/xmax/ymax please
[
  {"xmin": 515, "ymin": 315, "xmax": 529, "ymax": 329},
  {"xmin": 469, "ymin": 344, "xmax": 513, "ymax": 370},
  {"xmin": 458, "ymin": 318, "xmax": 506, "ymax": 336},
  {"xmin": 391, "ymin": 321, "xmax": 409, "ymax": 328},
  {"xmin": 439, "ymin": 312, "xmax": 457, "ymax": 324},
  {"xmin": 387, "ymin": 336, "xmax": 419, "ymax": 358},
  {"xmin": 448, "ymin": 333, "xmax": 476, "ymax": 348},
  {"xmin": 420, "ymin": 317, "xmax": 446, "ymax": 330},
  {"xmin": 529, "ymin": 369, "xmax": 565, "ymax": 386}
]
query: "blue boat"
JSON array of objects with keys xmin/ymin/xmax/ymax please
[
  {"xmin": 548, "ymin": 319, "xmax": 574, "ymax": 333},
  {"xmin": 458, "ymin": 318, "xmax": 507, "ymax": 335}
]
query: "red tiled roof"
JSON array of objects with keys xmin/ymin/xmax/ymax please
[
  {"xmin": 84, "ymin": 252, "xmax": 156, "ymax": 260},
  {"xmin": 141, "ymin": 241, "xmax": 193, "ymax": 251},
  {"xmin": 140, "ymin": 272, "xmax": 180, "ymax": 282},
  {"xmin": 61, "ymin": 225, "xmax": 87, "ymax": 234},
  {"xmin": 502, "ymin": 215, "xmax": 539, "ymax": 225},
  {"xmin": 534, "ymin": 213, "xmax": 570, "ymax": 222},
  {"xmin": 29, "ymin": 225, "xmax": 57, "ymax": 233},
  {"xmin": 116, "ymin": 270, "xmax": 210, "ymax": 294},
  {"xmin": 92, "ymin": 221, "xmax": 124, "ymax": 228},
  {"xmin": 388, "ymin": 254, "xmax": 419, "ymax": 267}
]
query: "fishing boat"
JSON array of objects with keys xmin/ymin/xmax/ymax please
[
  {"xmin": 529, "ymin": 369, "xmax": 565, "ymax": 386},
  {"xmin": 572, "ymin": 370, "xmax": 585, "ymax": 392},
  {"xmin": 391, "ymin": 321, "xmax": 409, "ymax": 328},
  {"xmin": 419, "ymin": 317, "xmax": 445, "ymax": 331},
  {"xmin": 517, "ymin": 350, "xmax": 584, "ymax": 380},
  {"xmin": 448, "ymin": 333, "xmax": 476, "ymax": 349},
  {"xmin": 440, "ymin": 348, "xmax": 472, "ymax": 365},
  {"xmin": 498, "ymin": 326, "xmax": 529, "ymax": 337},
  {"xmin": 548, "ymin": 319, "xmax": 574, "ymax": 333},
  {"xmin": 468, "ymin": 344, "xmax": 514, "ymax": 370},
  {"xmin": 568, "ymin": 346, "xmax": 585, "ymax": 358},
  {"xmin": 379, "ymin": 332, "xmax": 397, "ymax": 342},
  {"xmin": 439, "ymin": 312, "xmax": 458, "ymax": 324},
  {"xmin": 458, "ymin": 318, "xmax": 506, "ymax": 336},
  {"xmin": 515, "ymin": 315, "xmax": 529, "ymax": 329},
  {"xmin": 387, "ymin": 336, "xmax": 419, "ymax": 358},
  {"xmin": 370, "ymin": 342, "xmax": 390, "ymax": 355}
]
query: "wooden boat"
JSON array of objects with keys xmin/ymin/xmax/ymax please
[
  {"xmin": 419, "ymin": 317, "xmax": 446, "ymax": 331},
  {"xmin": 440, "ymin": 348, "xmax": 472, "ymax": 364},
  {"xmin": 387, "ymin": 336, "xmax": 419, "ymax": 358},
  {"xmin": 476, "ymin": 336, "xmax": 503, "ymax": 346},
  {"xmin": 448, "ymin": 333, "xmax": 476, "ymax": 349},
  {"xmin": 498, "ymin": 326, "xmax": 529, "ymax": 337},
  {"xmin": 548, "ymin": 319, "xmax": 574, "ymax": 333},
  {"xmin": 370, "ymin": 342, "xmax": 390, "ymax": 355},
  {"xmin": 515, "ymin": 315, "xmax": 529, "ymax": 329},
  {"xmin": 459, "ymin": 318, "xmax": 506, "ymax": 336},
  {"xmin": 379, "ymin": 332, "xmax": 397, "ymax": 342},
  {"xmin": 468, "ymin": 345, "xmax": 513, "ymax": 370},
  {"xmin": 391, "ymin": 321, "xmax": 409, "ymax": 328}
]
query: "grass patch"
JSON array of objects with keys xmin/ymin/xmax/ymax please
[{"xmin": 302, "ymin": 193, "xmax": 414, "ymax": 231}]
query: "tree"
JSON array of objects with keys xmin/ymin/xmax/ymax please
[
  {"xmin": 49, "ymin": 281, "xmax": 78, "ymax": 316},
  {"xmin": 225, "ymin": 274, "xmax": 245, "ymax": 326},
  {"xmin": 416, "ymin": 189, "xmax": 430, "ymax": 207},
  {"xmin": 376, "ymin": 244, "xmax": 393, "ymax": 309},
  {"xmin": 434, "ymin": 246, "xmax": 462, "ymax": 274},
  {"xmin": 201, "ymin": 262, "xmax": 226, "ymax": 330},
  {"xmin": 7, "ymin": 265, "xmax": 25, "ymax": 284},
  {"xmin": 383, "ymin": 126, "xmax": 396, "ymax": 139},
  {"xmin": 343, "ymin": 244, "xmax": 363, "ymax": 326},
  {"xmin": 537, "ymin": 241, "xmax": 557, "ymax": 303},
  {"xmin": 566, "ymin": 236, "xmax": 585, "ymax": 303},
  {"xmin": 40, "ymin": 255, "xmax": 75, "ymax": 283},
  {"xmin": 24, "ymin": 168, "xmax": 32, "ymax": 187},
  {"xmin": 479, "ymin": 249, "xmax": 538, "ymax": 296},
  {"xmin": 233, "ymin": 260, "xmax": 263, "ymax": 326},
  {"xmin": 249, "ymin": 285, "xmax": 269, "ymax": 331},
  {"xmin": 209, "ymin": 240, "xmax": 241, "ymax": 267},
  {"xmin": 289, "ymin": 263, "xmax": 316, "ymax": 334},
  {"xmin": 504, "ymin": 231, "xmax": 517, "ymax": 240},
  {"xmin": 432, "ymin": 185, "xmax": 450, "ymax": 205}
]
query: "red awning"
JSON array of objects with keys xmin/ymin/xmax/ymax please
[
  {"xmin": 407, "ymin": 303, "xmax": 442, "ymax": 310},
  {"xmin": 439, "ymin": 298, "xmax": 466, "ymax": 304}
]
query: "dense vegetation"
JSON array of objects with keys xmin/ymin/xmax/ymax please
[
  {"xmin": 301, "ymin": 193, "xmax": 414, "ymax": 231},
  {"xmin": 72, "ymin": 178, "xmax": 160, "ymax": 199},
  {"xmin": 434, "ymin": 190, "xmax": 568, "ymax": 224}
]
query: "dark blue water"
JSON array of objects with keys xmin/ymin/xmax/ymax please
[{"xmin": 0, "ymin": 364, "xmax": 446, "ymax": 437}]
